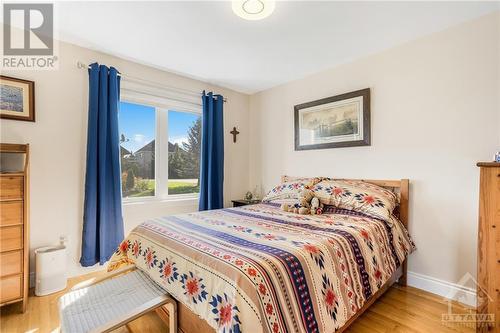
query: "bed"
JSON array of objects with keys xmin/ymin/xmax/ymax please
[{"xmin": 108, "ymin": 178, "xmax": 414, "ymax": 333}]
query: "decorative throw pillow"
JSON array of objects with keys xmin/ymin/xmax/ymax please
[
  {"xmin": 312, "ymin": 179, "xmax": 397, "ymax": 220},
  {"xmin": 263, "ymin": 179, "xmax": 318, "ymax": 202},
  {"xmin": 281, "ymin": 175, "xmax": 331, "ymax": 184}
]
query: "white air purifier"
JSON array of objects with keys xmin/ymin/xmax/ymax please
[{"xmin": 35, "ymin": 245, "xmax": 67, "ymax": 296}]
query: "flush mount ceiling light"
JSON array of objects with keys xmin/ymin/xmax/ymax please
[{"xmin": 232, "ymin": 0, "xmax": 275, "ymax": 21}]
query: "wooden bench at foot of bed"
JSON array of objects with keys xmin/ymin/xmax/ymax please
[{"xmin": 58, "ymin": 266, "xmax": 177, "ymax": 333}]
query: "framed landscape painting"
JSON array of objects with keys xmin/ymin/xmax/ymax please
[
  {"xmin": 0, "ymin": 75, "xmax": 35, "ymax": 122},
  {"xmin": 294, "ymin": 88, "xmax": 370, "ymax": 150}
]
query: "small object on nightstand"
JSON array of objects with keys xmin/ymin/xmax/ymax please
[
  {"xmin": 495, "ymin": 151, "xmax": 500, "ymax": 162},
  {"xmin": 244, "ymin": 191, "xmax": 253, "ymax": 201},
  {"xmin": 232, "ymin": 199, "xmax": 261, "ymax": 207},
  {"xmin": 252, "ymin": 185, "xmax": 261, "ymax": 200}
]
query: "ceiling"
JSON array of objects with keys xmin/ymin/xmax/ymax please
[{"xmin": 56, "ymin": 1, "xmax": 499, "ymax": 94}]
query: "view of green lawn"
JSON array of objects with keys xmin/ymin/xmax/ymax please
[
  {"xmin": 127, "ymin": 179, "xmax": 199, "ymax": 197},
  {"xmin": 127, "ymin": 179, "xmax": 154, "ymax": 197},
  {"xmin": 168, "ymin": 180, "xmax": 199, "ymax": 195}
]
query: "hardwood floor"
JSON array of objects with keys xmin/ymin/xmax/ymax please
[{"xmin": 0, "ymin": 271, "xmax": 475, "ymax": 333}]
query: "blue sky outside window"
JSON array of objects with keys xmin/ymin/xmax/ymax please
[
  {"xmin": 119, "ymin": 102, "xmax": 199, "ymax": 153},
  {"xmin": 119, "ymin": 101, "xmax": 201, "ymax": 197}
]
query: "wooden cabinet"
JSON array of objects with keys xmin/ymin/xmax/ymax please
[
  {"xmin": 0, "ymin": 144, "xmax": 29, "ymax": 312},
  {"xmin": 477, "ymin": 162, "xmax": 500, "ymax": 332}
]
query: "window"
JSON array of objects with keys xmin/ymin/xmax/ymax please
[
  {"xmin": 167, "ymin": 110, "xmax": 201, "ymax": 195},
  {"xmin": 119, "ymin": 102, "xmax": 156, "ymax": 198},
  {"xmin": 119, "ymin": 99, "xmax": 201, "ymax": 201}
]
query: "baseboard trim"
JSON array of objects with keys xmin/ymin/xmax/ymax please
[{"xmin": 407, "ymin": 271, "xmax": 476, "ymax": 307}]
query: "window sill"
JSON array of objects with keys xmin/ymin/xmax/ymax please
[{"xmin": 122, "ymin": 196, "xmax": 198, "ymax": 207}]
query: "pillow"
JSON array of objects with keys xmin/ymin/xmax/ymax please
[
  {"xmin": 281, "ymin": 175, "xmax": 330, "ymax": 184},
  {"xmin": 311, "ymin": 179, "xmax": 397, "ymax": 220},
  {"xmin": 263, "ymin": 179, "xmax": 319, "ymax": 202}
]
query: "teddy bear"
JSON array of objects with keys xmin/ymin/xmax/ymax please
[
  {"xmin": 310, "ymin": 196, "xmax": 324, "ymax": 215},
  {"xmin": 281, "ymin": 188, "xmax": 314, "ymax": 215},
  {"xmin": 298, "ymin": 188, "xmax": 314, "ymax": 207},
  {"xmin": 281, "ymin": 202, "xmax": 310, "ymax": 215}
]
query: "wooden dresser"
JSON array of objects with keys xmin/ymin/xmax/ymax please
[
  {"xmin": 477, "ymin": 162, "xmax": 500, "ymax": 332},
  {"xmin": 0, "ymin": 143, "xmax": 29, "ymax": 312}
]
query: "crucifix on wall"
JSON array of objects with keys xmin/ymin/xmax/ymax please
[{"xmin": 230, "ymin": 126, "xmax": 240, "ymax": 143}]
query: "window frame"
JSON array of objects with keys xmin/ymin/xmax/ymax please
[{"xmin": 120, "ymin": 90, "xmax": 202, "ymax": 204}]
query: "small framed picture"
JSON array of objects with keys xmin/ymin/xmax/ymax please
[
  {"xmin": 294, "ymin": 88, "xmax": 370, "ymax": 150},
  {"xmin": 0, "ymin": 75, "xmax": 35, "ymax": 122}
]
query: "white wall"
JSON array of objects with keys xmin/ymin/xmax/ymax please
[
  {"xmin": 249, "ymin": 12, "xmax": 500, "ymax": 287},
  {"xmin": 0, "ymin": 41, "xmax": 250, "ymax": 277}
]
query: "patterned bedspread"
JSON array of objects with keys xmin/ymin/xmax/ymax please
[{"xmin": 108, "ymin": 203, "xmax": 414, "ymax": 333}]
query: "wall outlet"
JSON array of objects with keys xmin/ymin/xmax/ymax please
[{"xmin": 59, "ymin": 235, "xmax": 68, "ymax": 245}]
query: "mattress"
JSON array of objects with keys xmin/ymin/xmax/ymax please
[{"xmin": 108, "ymin": 202, "xmax": 414, "ymax": 333}]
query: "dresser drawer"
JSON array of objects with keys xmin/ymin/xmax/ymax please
[
  {"xmin": 0, "ymin": 274, "xmax": 22, "ymax": 303},
  {"xmin": 0, "ymin": 226, "xmax": 23, "ymax": 252},
  {"xmin": 0, "ymin": 251, "xmax": 22, "ymax": 277},
  {"xmin": 0, "ymin": 201, "xmax": 23, "ymax": 226},
  {"xmin": 0, "ymin": 176, "xmax": 23, "ymax": 201}
]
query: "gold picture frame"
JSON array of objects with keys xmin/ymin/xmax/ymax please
[{"xmin": 0, "ymin": 75, "xmax": 35, "ymax": 122}]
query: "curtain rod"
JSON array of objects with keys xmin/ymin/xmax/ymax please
[{"xmin": 76, "ymin": 61, "xmax": 227, "ymax": 102}]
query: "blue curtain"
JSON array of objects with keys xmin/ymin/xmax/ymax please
[
  {"xmin": 80, "ymin": 63, "xmax": 124, "ymax": 267},
  {"xmin": 199, "ymin": 91, "xmax": 224, "ymax": 211}
]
